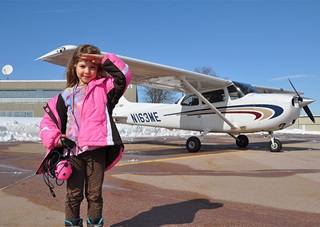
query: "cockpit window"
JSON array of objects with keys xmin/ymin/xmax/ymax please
[
  {"xmin": 233, "ymin": 81, "xmax": 260, "ymax": 95},
  {"xmin": 181, "ymin": 82, "xmax": 258, "ymax": 104},
  {"xmin": 181, "ymin": 94, "xmax": 199, "ymax": 106},
  {"xmin": 227, "ymin": 82, "xmax": 260, "ymax": 100},
  {"xmin": 203, "ymin": 89, "xmax": 225, "ymax": 103},
  {"xmin": 228, "ymin": 85, "xmax": 243, "ymax": 100},
  {"xmin": 181, "ymin": 89, "xmax": 226, "ymax": 106}
]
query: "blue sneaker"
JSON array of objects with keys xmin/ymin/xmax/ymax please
[
  {"xmin": 64, "ymin": 218, "xmax": 83, "ymax": 227},
  {"xmin": 87, "ymin": 217, "xmax": 104, "ymax": 227}
]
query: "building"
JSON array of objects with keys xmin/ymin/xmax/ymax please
[
  {"xmin": 288, "ymin": 115, "xmax": 320, "ymax": 131},
  {"xmin": 0, "ymin": 80, "xmax": 137, "ymax": 117}
]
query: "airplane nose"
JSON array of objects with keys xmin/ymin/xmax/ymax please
[{"xmin": 298, "ymin": 98, "xmax": 315, "ymax": 108}]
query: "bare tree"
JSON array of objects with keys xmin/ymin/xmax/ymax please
[
  {"xmin": 142, "ymin": 66, "xmax": 218, "ymax": 103},
  {"xmin": 142, "ymin": 87, "xmax": 176, "ymax": 103},
  {"xmin": 194, "ymin": 66, "xmax": 218, "ymax": 77}
]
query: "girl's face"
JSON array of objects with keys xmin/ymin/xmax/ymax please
[{"xmin": 75, "ymin": 60, "xmax": 99, "ymax": 85}]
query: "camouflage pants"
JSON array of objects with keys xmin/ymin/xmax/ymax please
[{"xmin": 65, "ymin": 147, "xmax": 107, "ymax": 221}]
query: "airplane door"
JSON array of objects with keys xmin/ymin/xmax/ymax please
[
  {"xmin": 179, "ymin": 94, "xmax": 204, "ymax": 131},
  {"xmin": 199, "ymin": 89, "xmax": 228, "ymax": 131}
]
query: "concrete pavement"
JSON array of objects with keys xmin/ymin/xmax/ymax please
[{"xmin": 1, "ymin": 134, "xmax": 320, "ymax": 226}]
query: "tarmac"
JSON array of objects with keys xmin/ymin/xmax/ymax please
[{"xmin": 1, "ymin": 133, "xmax": 320, "ymax": 226}]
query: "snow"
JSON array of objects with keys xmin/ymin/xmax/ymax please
[
  {"xmin": 0, "ymin": 117, "xmax": 199, "ymax": 143},
  {"xmin": 0, "ymin": 117, "xmax": 42, "ymax": 142},
  {"xmin": 0, "ymin": 117, "xmax": 319, "ymax": 143}
]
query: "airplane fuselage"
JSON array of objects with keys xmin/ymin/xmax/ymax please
[{"xmin": 114, "ymin": 93, "xmax": 301, "ymax": 134}]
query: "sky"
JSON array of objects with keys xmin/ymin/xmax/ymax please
[{"xmin": 0, "ymin": 0, "xmax": 319, "ymax": 115}]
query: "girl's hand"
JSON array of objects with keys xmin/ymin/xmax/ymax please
[
  {"xmin": 57, "ymin": 134, "xmax": 66, "ymax": 147},
  {"xmin": 80, "ymin": 54, "xmax": 104, "ymax": 64}
]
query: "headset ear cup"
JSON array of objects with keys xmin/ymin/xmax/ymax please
[{"xmin": 55, "ymin": 160, "xmax": 73, "ymax": 180}]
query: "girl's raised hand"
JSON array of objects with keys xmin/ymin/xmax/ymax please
[{"xmin": 80, "ymin": 54, "xmax": 104, "ymax": 64}]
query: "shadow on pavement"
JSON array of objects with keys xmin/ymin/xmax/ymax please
[{"xmin": 111, "ymin": 198, "xmax": 223, "ymax": 226}]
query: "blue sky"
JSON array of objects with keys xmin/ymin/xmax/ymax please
[{"xmin": 0, "ymin": 0, "xmax": 319, "ymax": 115}]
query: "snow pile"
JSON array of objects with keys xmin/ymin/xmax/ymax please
[
  {"xmin": 117, "ymin": 124, "xmax": 199, "ymax": 138},
  {"xmin": 0, "ymin": 117, "xmax": 41, "ymax": 142},
  {"xmin": 0, "ymin": 117, "xmax": 198, "ymax": 143}
]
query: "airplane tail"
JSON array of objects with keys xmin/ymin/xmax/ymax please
[
  {"xmin": 113, "ymin": 96, "xmax": 133, "ymax": 123},
  {"xmin": 118, "ymin": 96, "xmax": 131, "ymax": 105}
]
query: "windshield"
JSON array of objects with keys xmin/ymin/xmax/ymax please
[{"xmin": 233, "ymin": 81, "xmax": 260, "ymax": 95}]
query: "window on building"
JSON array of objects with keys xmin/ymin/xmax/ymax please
[
  {"xmin": 0, "ymin": 90, "xmax": 61, "ymax": 98},
  {"xmin": 0, "ymin": 111, "xmax": 34, "ymax": 117}
]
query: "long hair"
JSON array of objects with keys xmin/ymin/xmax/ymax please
[{"xmin": 65, "ymin": 44, "xmax": 103, "ymax": 88}]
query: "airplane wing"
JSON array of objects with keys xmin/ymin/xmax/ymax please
[
  {"xmin": 36, "ymin": 45, "xmax": 232, "ymax": 93},
  {"xmin": 118, "ymin": 55, "xmax": 232, "ymax": 92},
  {"xmin": 36, "ymin": 45, "xmax": 301, "ymax": 96}
]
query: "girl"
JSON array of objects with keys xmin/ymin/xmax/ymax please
[{"xmin": 38, "ymin": 44, "xmax": 132, "ymax": 226}]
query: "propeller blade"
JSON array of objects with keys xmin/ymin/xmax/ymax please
[
  {"xmin": 303, "ymin": 106, "xmax": 315, "ymax": 123},
  {"xmin": 288, "ymin": 79, "xmax": 299, "ymax": 95},
  {"xmin": 288, "ymin": 78, "xmax": 302, "ymax": 100},
  {"xmin": 288, "ymin": 79, "xmax": 315, "ymax": 123}
]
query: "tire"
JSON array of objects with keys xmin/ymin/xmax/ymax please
[
  {"xmin": 268, "ymin": 139, "xmax": 282, "ymax": 152},
  {"xmin": 186, "ymin": 136, "xmax": 201, "ymax": 153},
  {"xmin": 236, "ymin": 135, "xmax": 249, "ymax": 148}
]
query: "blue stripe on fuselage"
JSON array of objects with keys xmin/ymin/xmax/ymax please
[{"xmin": 164, "ymin": 104, "xmax": 283, "ymax": 119}]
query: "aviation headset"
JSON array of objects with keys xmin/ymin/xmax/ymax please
[{"xmin": 43, "ymin": 149, "xmax": 72, "ymax": 198}]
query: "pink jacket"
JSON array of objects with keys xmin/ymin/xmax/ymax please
[{"xmin": 36, "ymin": 53, "xmax": 132, "ymax": 174}]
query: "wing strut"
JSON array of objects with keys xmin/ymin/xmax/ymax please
[{"xmin": 181, "ymin": 77, "xmax": 239, "ymax": 130}]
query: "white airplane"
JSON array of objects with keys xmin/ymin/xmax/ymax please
[{"xmin": 36, "ymin": 45, "xmax": 315, "ymax": 153}]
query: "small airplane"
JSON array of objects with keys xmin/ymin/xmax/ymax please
[{"xmin": 36, "ymin": 45, "xmax": 315, "ymax": 153}]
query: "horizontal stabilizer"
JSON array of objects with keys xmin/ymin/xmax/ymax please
[{"xmin": 35, "ymin": 45, "xmax": 77, "ymax": 67}]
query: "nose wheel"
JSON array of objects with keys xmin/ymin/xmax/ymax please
[{"xmin": 268, "ymin": 136, "xmax": 282, "ymax": 152}]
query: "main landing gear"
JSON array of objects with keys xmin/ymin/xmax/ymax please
[
  {"xmin": 186, "ymin": 130, "xmax": 209, "ymax": 153},
  {"xmin": 186, "ymin": 136, "xmax": 201, "ymax": 152},
  {"xmin": 185, "ymin": 131, "xmax": 283, "ymax": 153}
]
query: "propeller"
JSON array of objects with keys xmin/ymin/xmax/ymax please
[{"xmin": 288, "ymin": 79, "xmax": 315, "ymax": 123}]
